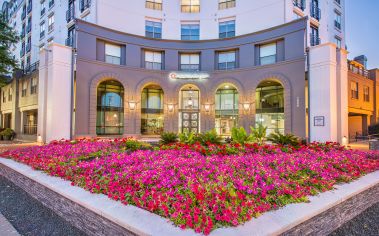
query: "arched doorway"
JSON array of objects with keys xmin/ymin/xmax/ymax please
[
  {"xmin": 141, "ymin": 84, "xmax": 164, "ymax": 135},
  {"xmin": 215, "ymin": 84, "xmax": 239, "ymax": 136},
  {"xmin": 255, "ymin": 81, "xmax": 284, "ymax": 135},
  {"xmin": 96, "ymin": 80, "xmax": 124, "ymax": 135},
  {"xmin": 179, "ymin": 85, "xmax": 200, "ymax": 133}
]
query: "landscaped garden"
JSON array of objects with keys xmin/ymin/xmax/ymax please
[{"xmin": 1, "ymin": 128, "xmax": 379, "ymax": 235}]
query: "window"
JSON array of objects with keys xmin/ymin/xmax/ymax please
[
  {"xmin": 49, "ymin": 0, "xmax": 54, "ymax": 8},
  {"xmin": 141, "ymin": 85, "xmax": 164, "ymax": 135},
  {"xmin": 22, "ymin": 80, "xmax": 28, "ymax": 97},
  {"xmin": 218, "ymin": 51, "xmax": 236, "ymax": 70},
  {"xmin": 219, "ymin": 0, "xmax": 235, "ymax": 10},
  {"xmin": 310, "ymin": 26, "xmax": 320, "ymax": 46},
  {"xmin": 8, "ymin": 88, "xmax": 12, "ymax": 102},
  {"xmin": 146, "ymin": 0, "xmax": 162, "ymax": 10},
  {"xmin": 40, "ymin": 22, "xmax": 45, "ymax": 38},
  {"xmin": 181, "ymin": 24, "xmax": 200, "ymax": 40},
  {"xmin": 48, "ymin": 14, "xmax": 54, "ymax": 32},
  {"xmin": 219, "ymin": 20, "xmax": 235, "ymax": 39},
  {"xmin": 364, "ymin": 86, "xmax": 370, "ymax": 102},
  {"xmin": 145, "ymin": 51, "xmax": 162, "ymax": 70},
  {"xmin": 181, "ymin": 0, "xmax": 200, "ymax": 13},
  {"xmin": 2, "ymin": 91, "xmax": 6, "ymax": 103},
  {"xmin": 335, "ymin": 11, "xmax": 341, "ymax": 30},
  {"xmin": 41, "ymin": 0, "xmax": 46, "ymax": 16},
  {"xmin": 105, "ymin": 43, "xmax": 121, "ymax": 65},
  {"xmin": 260, "ymin": 43, "xmax": 277, "ymax": 65},
  {"xmin": 145, "ymin": 21, "xmax": 162, "ymax": 39},
  {"xmin": 31, "ymin": 77, "xmax": 38, "ymax": 94},
  {"xmin": 180, "ymin": 53, "xmax": 200, "ymax": 71},
  {"xmin": 335, "ymin": 37, "xmax": 341, "ymax": 49},
  {"xmin": 351, "ymin": 82, "xmax": 358, "ymax": 99},
  {"xmin": 335, "ymin": 0, "xmax": 341, "ymax": 5}
]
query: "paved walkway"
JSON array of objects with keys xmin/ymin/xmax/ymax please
[{"xmin": 0, "ymin": 212, "xmax": 20, "ymax": 236}]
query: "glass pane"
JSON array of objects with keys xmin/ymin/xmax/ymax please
[{"xmin": 260, "ymin": 43, "xmax": 276, "ymax": 57}]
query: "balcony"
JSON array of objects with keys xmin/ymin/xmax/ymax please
[
  {"xmin": 310, "ymin": 3, "xmax": 321, "ymax": 20},
  {"xmin": 293, "ymin": 0, "xmax": 305, "ymax": 11},
  {"xmin": 41, "ymin": 8, "xmax": 46, "ymax": 16},
  {"xmin": 23, "ymin": 61, "xmax": 39, "ymax": 75},
  {"xmin": 80, "ymin": 0, "xmax": 91, "ymax": 13},
  {"xmin": 24, "ymin": 124, "xmax": 37, "ymax": 135},
  {"xmin": 310, "ymin": 33, "xmax": 320, "ymax": 46},
  {"xmin": 40, "ymin": 31, "xmax": 45, "ymax": 39},
  {"xmin": 26, "ymin": 43, "xmax": 31, "ymax": 53},
  {"xmin": 26, "ymin": 24, "xmax": 31, "ymax": 33},
  {"xmin": 348, "ymin": 62, "xmax": 369, "ymax": 78},
  {"xmin": 48, "ymin": 24, "xmax": 54, "ymax": 32},
  {"xmin": 49, "ymin": 0, "xmax": 54, "ymax": 8},
  {"xmin": 334, "ymin": 20, "xmax": 341, "ymax": 30},
  {"xmin": 21, "ymin": 10, "xmax": 26, "ymax": 20},
  {"xmin": 27, "ymin": 4, "xmax": 32, "ymax": 14},
  {"xmin": 65, "ymin": 35, "xmax": 75, "ymax": 47},
  {"xmin": 66, "ymin": 7, "xmax": 74, "ymax": 23}
]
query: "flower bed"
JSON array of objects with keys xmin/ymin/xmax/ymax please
[{"xmin": 1, "ymin": 140, "xmax": 379, "ymax": 235}]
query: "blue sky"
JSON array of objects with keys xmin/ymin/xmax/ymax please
[{"xmin": 346, "ymin": 0, "xmax": 379, "ymax": 69}]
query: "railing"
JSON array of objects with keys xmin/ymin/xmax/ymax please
[
  {"xmin": 40, "ymin": 31, "xmax": 45, "ymax": 38},
  {"xmin": 293, "ymin": 0, "xmax": 305, "ymax": 10},
  {"xmin": 49, "ymin": 0, "xmax": 54, "ymax": 8},
  {"xmin": 351, "ymin": 133, "xmax": 379, "ymax": 143},
  {"xmin": 21, "ymin": 10, "xmax": 26, "ymax": 20},
  {"xmin": 24, "ymin": 124, "xmax": 37, "ymax": 135},
  {"xmin": 310, "ymin": 33, "xmax": 320, "ymax": 46},
  {"xmin": 348, "ymin": 62, "xmax": 369, "ymax": 78},
  {"xmin": 26, "ymin": 43, "xmax": 31, "ymax": 52},
  {"xmin": 23, "ymin": 61, "xmax": 39, "ymax": 75},
  {"xmin": 65, "ymin": 34, "xmax": 75, "ymax": 47},
  {"xmin": 310, "ymin": 2, "xmax": 321, "ymax": 20},
  {"xmin": 20, "ymin": 49, "xmax": 25, "ymax": 57},
  {"xmin": 48, "ymin": 23, "xmax": 54, "ymax": 32},
  {"xmin": 41, "ymin": 8, "xmax": 45, "ymax": 16},
  {"xmin": 80, "ymin": 0, "xmax": 91, "ymax": 13},
  {"xmin": 334, "ymin": 20, "xmax": 341, "ymax": 30},
  {"xmin": 27, "ymin": 3, "xmax": 32, "ymax": 13},
  {"xmin": 66, "ymin": 6, "xmax": 74, "ymax": 23},
  {"xmin": 20, "ymin": 29, "xmax": 25, "ymax": 38}
]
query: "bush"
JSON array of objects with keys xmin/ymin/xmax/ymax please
[
  {"xmin": 231, "ymin": 127, "xmax": 251, "ymax": 145},
  {"xmin": 197, "ymin": 129, "xmax": 223, "ymax": 145},
  {"xmin": 179, "ymin": 131, "xmax": 197, "ymax": 145},
  {"xmin": 267, "ymin": 132, "xmax": 300, "ymax": 147},
  {"xmin": 250, "ymin": 124, "xmax": 267, "ymax": 145},
  {"xmin": 0, "ymin": 128, "xmax": 15, "ymax": 139},
  {"xmin": 160, "ymin": 132, "xmax": 178, "ymax": 145},
  {"xmin": 122, "ymin": 139, "xmax": 151, "ymax": 151}
]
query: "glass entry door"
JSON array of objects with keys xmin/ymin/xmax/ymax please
[{"xmin": 180, "ymin": 86, "xmax": 200, "ymax": 133}]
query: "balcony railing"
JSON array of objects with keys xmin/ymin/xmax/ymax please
[
  {"xmin": 24, "ymin": 124, "xmax": 37, "ymax": 135},
  {"xmin": 27, "ymin": 3, "xmax": 32, "ymax": 13},
  {"xmin": 26, "ymin": 24, "xmax": 31, "ymax": 33},
  {"xmin": 65, "ymin": 34, "xmax": 75, "ymax": 47},
  {"xmin": 48, "ymin": 24, "xmax": 54, "ymax": 32},
  {"xmin": 80, "ymin": 0, "xmax": 91, "ymax": 13},
  {"xmin": 49, "ymin": 0, "xmax": 54, "ymax": 8},
  {"xmin": 334, "ymin": 20, "xmax": 341, "ymax": 30},
  {"xmin": 20, "ymin": 29, "xmax": 25, "ymax": 38},
  {"xmin": 23, "ymin": 61, "xmax": 39, "ymax": 75},
  {"xmin": 20, "ymin": 49, "xmax": 25, "ymax": 57},
  {"xmin": 21, "ymin": 10, "xmax": 26, "ymax": 20},
  {"xmin": 310, "ymin": 3, "xmax": 321, "ymax": 20},
  {"xmin": 40, "ymin": 31, "xmax": 45, "ymax": 38},
  {"xmin": 26, "ymin": 43, "xmax": 31, "ymax": 52},
  {"xmin": 66, "ymin": 6, "xmax": 74, "ymax": 23},
  {"xmin": 293, "ymin": 0, "xmax": 305, "ymax": 10},
  {"xmin": 310, "ymin": 33, "xmax": 320, "ymax": 46},
  {"xmin": 41, "ymin": 8, "xmax": 45, "ymax": 16},
  {"xmin": 348, "ymin": 62, "xmax": 369, "ymax": 78}
]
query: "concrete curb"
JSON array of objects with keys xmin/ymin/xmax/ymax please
[{"xmin": 0, "ymin": 158, "xmax": 378, "ymax": 236}]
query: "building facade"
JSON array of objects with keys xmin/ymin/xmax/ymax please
[{"xmin": 3, "ymin": 0, "xmax": 369, "ymax": 144}]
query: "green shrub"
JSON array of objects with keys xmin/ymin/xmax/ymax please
[
  {"xmin": 179, "ymin": 131, "xmax": 197, "ymax": 145},
  {"xmin": 122, "ymin": 139, "xmax": 151, "ymax": 151},
  {"xmin": 231, "ymin": 127, "xmax": 251, "ymax": 145},
  {"xmin": 267, "ymin": 132, "xmax": 300, "ymax": 147},
  {"xmin": 197, "ymin": 129, "xmax": 223, "ymax": 145},
  {"xmin": 1, "ymin": 128, "xmax": 14, "ymax": 137},
  {"xmin": 250, "ymin": 124, "xmax": 267, "ymax": 145},
  {"xmin": 160, "ymin": 132, "xmax": 178, "ymax": 145}
]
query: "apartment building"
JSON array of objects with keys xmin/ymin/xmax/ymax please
[{"xmin": 0, "ymin": 0, "xmax": 358, "ymax": 144}]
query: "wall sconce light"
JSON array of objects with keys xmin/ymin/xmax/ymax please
[
  {"xmin": 167, "ymin": 104, "xmax": 174, "ymax": 112},
  {"xmin": 204, "ymin": 104, "xmax": 211, "ymax": 112},
  {"xmin": 243, "ymin": 102, "xmax": 251, "ymax": 111},
  {"xmin": 129, "ymin": 101, "xmax": 137, "ymax": 110}
]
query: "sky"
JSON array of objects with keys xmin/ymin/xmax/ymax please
[{"xmin": 346, "ymin": 0, "xmax": 379, "ymax": 69}]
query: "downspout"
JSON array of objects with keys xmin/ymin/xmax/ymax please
[
  {"xmin": 305, "ymin": 17, "xmax": 311, "ymax": 143},
  {"xmin": 69, "ymin": 2, "xmax": 77, "ymax": 140}
]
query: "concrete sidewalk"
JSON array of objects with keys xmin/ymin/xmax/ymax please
[{"xmin": 0, "ymin": 212, "xmax": 20, "ymax": 236}]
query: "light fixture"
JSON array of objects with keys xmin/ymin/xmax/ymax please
[
  {"xmin": 243, "ymin": 102, "xmax": 251, "ymax": 111},
  {"xmin": 224, "ymin": 85, "xmax": 230, "ymax": 89},
  {"xmin": 168, "ymin": 104, "xmax": 174, "ymax": 112},
  {"xmin": 204, "ymin": 104, "xmax": 211, "ymax": 112},
  {"xmin": 129, "ymin": 101, "xmax": 136, "ymax": 110},
  {"xmin": 187, "ymin": 97, "xmax": 193, "ymax": 106}
]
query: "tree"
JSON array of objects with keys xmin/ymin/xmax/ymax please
[{"xmin": 0, "ymin": 14, "xmax": 19, "ymax": 86}]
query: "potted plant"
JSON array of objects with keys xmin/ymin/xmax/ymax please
[{"xmin": 1, "ymin": 128, "xmax": 15, "ymax": 141}]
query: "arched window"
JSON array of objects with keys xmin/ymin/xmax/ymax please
[
  {"xmin": 215, "ymin": 84, "xmax": 239, "ymax": 136},
  {"xmin": 96, "ymin": 80, "xmax": 124, "ymax": 135},
  {"xmin": 255, "ymin": 81, "xmax": 284, "ymax": 135},
  {"xmin": 141, "ymin": 84, "xmax": 164, "ymax": 135}
]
